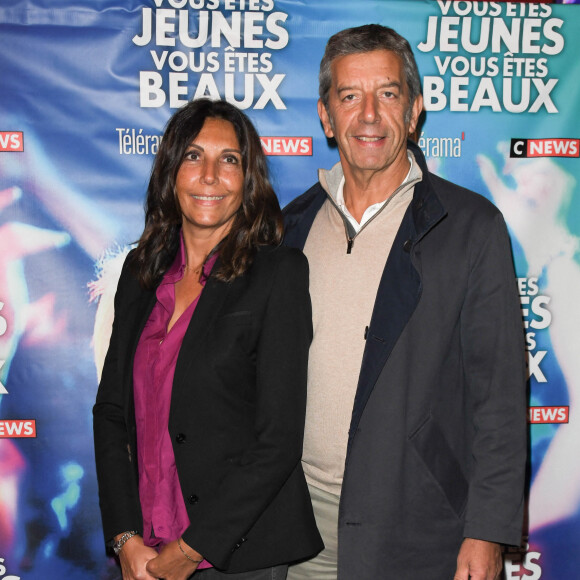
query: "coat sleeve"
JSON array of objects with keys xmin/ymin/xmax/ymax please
[
  {"xmin": 181, "ymin": 249, "xmax": 312, "ymax": 568},
  {"xmin": 92, "ymin": 257, "xmax": 143, "ymax": 546},
  {"xmin": 460, "ymin": 211, "xmax": 527, "ymax": 546}
]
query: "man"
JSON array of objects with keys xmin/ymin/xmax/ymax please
[{"xmin": 283, "ymin": 25, "xmax": 526, "ymax": 580}]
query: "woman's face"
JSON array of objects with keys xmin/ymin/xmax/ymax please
[{"xmin": 175, "ymin": 117, "xmax": 244, "ymax": 241}]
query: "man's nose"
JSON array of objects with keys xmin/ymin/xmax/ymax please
[{"xmin": 360, "ymin": 94, "xmax": 380, "ymax": 123}]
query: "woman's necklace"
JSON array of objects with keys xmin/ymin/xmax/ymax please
[{"xmin": 184, "ymin": 261, "xmax": 204, "ymax": 276}]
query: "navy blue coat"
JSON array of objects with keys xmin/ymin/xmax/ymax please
[{"xmin": 283, "ymin": 141, "xmax": 527, "ymax": 579}]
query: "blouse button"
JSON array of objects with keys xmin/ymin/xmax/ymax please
[{"xmin": 175, "ymin": 433, "xmax": 186, "ymax": 444}]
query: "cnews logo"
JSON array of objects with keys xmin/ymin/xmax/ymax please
[
  {"xmin": 510, "ymin": 138, "xmax": 579, "ymax": 158},
  {"xmin": 261, "ymin": 137, "xmax": 312, "ymax": 156},
  {"xmin": 0, "ymin": 420, "xmax": 36, "ymax": 438},
  {"xmin": 528, "ymin": 406, "xmax": 569, "ymax": 424},
  {"xmin": 0, "ymin": 131, "xmax": 24, "ymax": 152}
]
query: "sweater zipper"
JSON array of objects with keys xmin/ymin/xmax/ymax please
[
  {"xmin": 326, "ymin": 176, "xmax": 421, "ymax": 254},
  {"xmin": 346, "ymin": 237, "xmax": 354, "ymax": 254}
]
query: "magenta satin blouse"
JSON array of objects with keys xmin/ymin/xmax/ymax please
[{"xmin": 133, "ymin": 237, "xmax": 217, "ymax": 569}]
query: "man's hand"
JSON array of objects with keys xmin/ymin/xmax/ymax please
[
  {"xmin": 146, "ymin": 538, "xmax": 201, "ymax": 580},
  {"xmin": 454, "ymin": 538, "xmax": 502, "ymax": 580},
  {"xmin": 117, "ymin": 534, "xmax": 158, "ymax": 580}
]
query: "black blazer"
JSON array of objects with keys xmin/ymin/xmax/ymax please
[{"xmin": 93, "ymin": 245, "xmax": 323, "ymax": 572}]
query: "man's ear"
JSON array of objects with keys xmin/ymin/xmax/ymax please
[
  {"xmin": 408, "ymin": 93, "xmax": 423, "ymax": 135},
  {"xmin": 318, "ymin": 99, "xmax": 334, "ymax": 139}
]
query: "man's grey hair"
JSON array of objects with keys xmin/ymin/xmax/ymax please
[{"xmin": 319, "ymin": 24, "xmax": 422, "ymax": 110}]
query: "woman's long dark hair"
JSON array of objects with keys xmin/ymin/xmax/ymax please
[{"xmin": 130, "ymin": 99, "xmax": 283, "ymax": 288}]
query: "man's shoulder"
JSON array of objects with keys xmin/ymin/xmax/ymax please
[
  {"xmin": 409, "ymin": 142, "xmax": 501, "ymax": 224},
  {"xmin": 282, "ymin": 182, "xmax": 328, "ymax": 249},
  {"xmin": 427, "ymin": 171, "xmax": 500, "ymax": 220},
  {"xmin": 282, "ymin": 182, "xmax": 326, "ymax": 218}
]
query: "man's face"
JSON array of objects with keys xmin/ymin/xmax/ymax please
[{"xmin": 318, "ymin": 49, "xmax": 422, "ymax": 182}]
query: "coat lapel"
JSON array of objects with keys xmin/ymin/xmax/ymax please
[
  {"xmin": 348, "ymin": 169, "xmax": 447, "ymax": 448},
  {"xmin": 283, "ymin": 143, "xmax": 448, "ymax": 449}
]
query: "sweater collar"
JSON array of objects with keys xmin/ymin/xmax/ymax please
[{"xmin": 316, "ymin": 142, "xmax": 444, "ymax": 242}]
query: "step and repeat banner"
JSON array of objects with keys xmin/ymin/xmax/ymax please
[{"xmin": 1, "ymin": 0, "xmax": 579, "ymax": 578}]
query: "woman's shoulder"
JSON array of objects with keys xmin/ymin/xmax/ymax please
[
  {"xmin": 247, "ymin": 246, "xmax": 309, "ymax": 286},
  {"xmin": 117, "ymin": 248, "xmax": 138, "ymax": 287},
  {"xmin": 254, "ymin": 244, "xmax": 308, "ymax": 269},
  {"xmin": 114, "ymin": 248, "xmax": 154, "ymax": 302}
]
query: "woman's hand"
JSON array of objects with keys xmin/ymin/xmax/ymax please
[
  {"xmin": 146, "ymin": 538, "xmax": 202, "ymax": 580},
  {"xmin": 117, "ymin": 534, "xmax": 158, "ymax": 580}
]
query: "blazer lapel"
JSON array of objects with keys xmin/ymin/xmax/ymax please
[{"xmin": 172, "ymin": 269, "xmax": 233, "ymax": 396}]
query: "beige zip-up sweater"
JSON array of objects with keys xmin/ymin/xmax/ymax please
[{"xmin": 302, "ymin": 158, "xmax": 422, "ymax": 496}]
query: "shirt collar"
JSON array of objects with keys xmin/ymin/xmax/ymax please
[
  {"xmin": 334, "ymin": 151, "xmax": 416, "ymax": 232},
  {"xmin": 160, "ymin": 232, "xmax": 187, "ymax": 286},
  {"xmin": 335, "ymin": 151, "xmax": 414, "ymax": 209},
  {"xmin": 161, "ymin": 232, "xmax": 218, "ymax": 286}
]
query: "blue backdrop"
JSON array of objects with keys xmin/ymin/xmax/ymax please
[{"xmin": 1, "ymin": 1, "xmax": 579, "ymax": 578}]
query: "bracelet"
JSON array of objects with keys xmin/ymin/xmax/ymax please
[
  {"xmin": 178, "ymin": 537, "xmax": 203, "ymax": 564},
  {"xmin": 113, "ymin": 531, "xmax": 138, "ymax": 555}
]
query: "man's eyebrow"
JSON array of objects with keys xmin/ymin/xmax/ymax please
[
  {"xmin": 377, "ymin": 80, "xmax": 402, "ymax": 90},
  {"xmin": 336, "ymin": 80, "xmax": 402, "ymax": 92}
]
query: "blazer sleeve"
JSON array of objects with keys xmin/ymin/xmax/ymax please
[
  {"xmin": 93, "ymin": 256, "xmax": 143, "ymax": 545},
  {"xmin": 181, "ymin": 248, "xmax": 312, "ymax": 567},
  {"xmin": 460, "ymin": 211, "xmax": 527, "ymax": 546}
]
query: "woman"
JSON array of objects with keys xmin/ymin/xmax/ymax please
[{"xmin": 93, "ymin": 99, "xmax": 322, "ymax": 580}]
